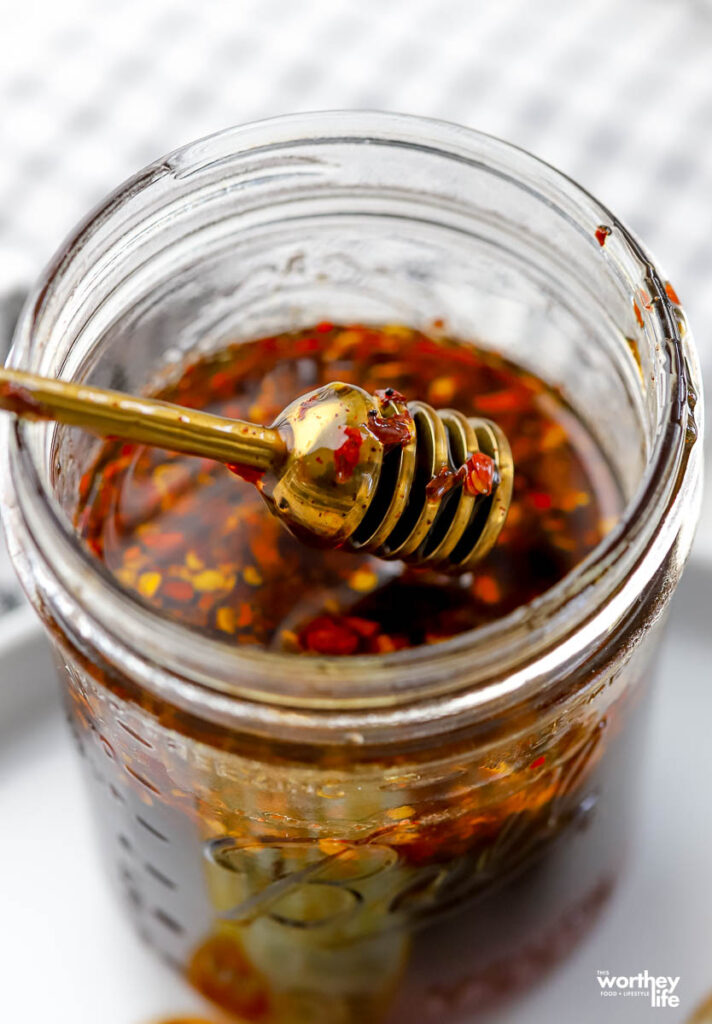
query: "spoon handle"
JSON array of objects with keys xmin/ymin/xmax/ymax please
[{"xmin": 0, "ymin": 366, "xmax": 285, "ymax": 472}]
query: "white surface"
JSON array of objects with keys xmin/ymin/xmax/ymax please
[{"xmin": 1, "ymin": 563, "xmax": 711, "ymax": 1024}]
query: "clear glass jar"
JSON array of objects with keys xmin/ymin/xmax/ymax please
[{"xmin": 1, "ymin": 112, "xmax": 702, "ymax": 1022}]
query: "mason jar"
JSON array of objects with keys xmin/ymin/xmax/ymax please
[{"xmin": 1, "ymin": 112, "xmax": 702, "ymax": 1023}]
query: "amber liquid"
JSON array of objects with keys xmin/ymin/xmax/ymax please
[
  {"xmin": 65, "ymin": 325, "xmax": 642, "ymax": 1023},
  {"xmin": 75, "ymin": 324, "xmax": 620, "ymax": 654}
]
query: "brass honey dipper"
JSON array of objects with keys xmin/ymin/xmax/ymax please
[{"xmin": 0, "ymin": 368, "xmax": 513, "ymax": 572}]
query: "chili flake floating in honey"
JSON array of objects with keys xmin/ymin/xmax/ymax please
[{"xmin": 333, "ymin": 426, "xmax": 363, "ymax": 483}]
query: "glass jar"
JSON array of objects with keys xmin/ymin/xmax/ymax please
[{"xmin": 1, "ymin": 112, "xmax": 702, "ymax": 1022}]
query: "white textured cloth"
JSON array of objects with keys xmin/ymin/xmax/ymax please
[{"xmin": 2, "ymin": 0, "xmax": 712, "ymax": 606}]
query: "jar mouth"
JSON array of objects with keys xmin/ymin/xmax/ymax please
[{"xmin": 3, "ymin": 111, "xmax": 702, "ymax": 729}]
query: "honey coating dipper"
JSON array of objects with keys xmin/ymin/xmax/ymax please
[{"xmin": 0, "ymin": 368, "xmax": 512, "ymax": 572}]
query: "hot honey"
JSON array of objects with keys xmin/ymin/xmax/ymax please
[
  {"xmin": 75, "ymin": 324, "xmax": 620, "ymax": 655},
  {"xmin": 62, "ymin": 325, "xmax": 642, "ymax": 1023}
]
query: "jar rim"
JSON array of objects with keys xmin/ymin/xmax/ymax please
[{"xmin": 2, "ymin": 111, "xmax": 702, "ymax": 739}]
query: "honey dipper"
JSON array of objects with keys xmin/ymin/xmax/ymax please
[{"xmin": 0, "ymin": 368, "xmax": 513, "ymax": 572}]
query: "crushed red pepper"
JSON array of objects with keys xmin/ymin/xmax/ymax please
[
  {"xmin": 424, "ymin": 452, "xmax": 495, "ymax": 502},
  {"xmin": 74, "ymin": 324, "xmax": 620, "ymax": 653},
  {"xmin": 333, "ymin": 426, "xmax": 364, "ymax": 482},
  {"xmin": 366, "ymin": 408, "xmax": 414, "ymax": 449},
  {"xmin": 595, "ymin": 225, "xmax": 612, "ymax": 247},
  {"xmin": 425, "ymin": 465, "xmax": 462, "ymax": 502},
  {"xmin": 462, "ymin": 451, "xmax": 496, "ymax": 496}
]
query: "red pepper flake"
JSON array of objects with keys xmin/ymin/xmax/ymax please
[
  {"xmin": 375, "ymin": 633, "xmax": 410, "ymax": 653},
  {"xmin": 530, "ymin": 492, "xmax": 552, "ymax": 511},
  {"xmin": 87, "ymin": 536, "xmax": 103, "ymax": 558},
  {"xmin": 294, "ymin": 336, "xmax": 321, "ymax": 355},
  {"xmin": 462, "ymin": 451, "xmax": 495, "ymax": 497},
  {"xmin": 595, "ymin": 225, "xmax": 612, "ymax": 247},
  {"xmin": 425, "ymin": 465, "xmax": 462, "ymax": 502},
  {"xmin": 227, "ymin": 462, "xmax": 265, "ymax": 486},
  {"xmin": 425, "ymin": 452, "xmax": 495, "ymax": 502},
  {"xmin": 78, "ymin": 471, "xmax": 93, "ymax": 500},
  {"xmin": 529, "ymin": 755, "xmax": 546, "ymax": 770},
  {"xmin": 333, "ymin": 426, "xmax": 363, "ymax": 483},
  {"xmin": 141, "ymin": 531, "xmax": 186, "ymax": 552},
  {"xmin": 162, "ymin": 580, "xmax": 195, "ymax": 602},
  {"xmin": 374, "ymin": 387, "xmax": 407, "ymax": 406},
  {"xmin": 299, "ymin": 615, "xmax": 361, "ymax": 655},
  {"xmin": 664, "ymin": 281, "xmax": 681, "ymax": 305},
  {"xmin": 102, "ymin": 463, "xmax": 120, "ymax": 484},
  {"xmin": 474, "ymin": 574, "xmax": 501, "ymax": 605},
  {"xmin": 343, "ymin": 616, "xmax": 380, "ymax": 638},
  {"xmin": 366, "ymin": 409, "xmax": 414, "ymax": 449},
  {"xmin": 633, "ymin": 300, "xmax": 644, "ymax": 328},
  {"xmin": 475, "ymin": 388, "xmax": 527, "ymax": 414}
]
